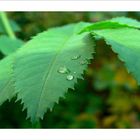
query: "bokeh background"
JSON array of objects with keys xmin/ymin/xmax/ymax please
[{"xmin": 0, "ymin": 12, "xmax": 140, "ymax": 128}]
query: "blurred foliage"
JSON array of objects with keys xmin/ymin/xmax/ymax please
[{"xmin": 0, "ymin": 12, "xmax": 140, "ymax": 128}]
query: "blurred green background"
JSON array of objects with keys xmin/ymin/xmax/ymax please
[{"xmin": 0, "ymin": 12, "xmax": 140, "ymax": 128}]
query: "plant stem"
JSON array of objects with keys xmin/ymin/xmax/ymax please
[
  {"xmin": 32, "ymin": 121, "xmax": 41, "ymax": 128},
  {"xmin": 0, "ymin": 12, "xmax": 16, "ymax": 39}
]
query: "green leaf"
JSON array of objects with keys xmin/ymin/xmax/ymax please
[
  {"xmin": 13, "ymin": 22, "xmax": 95, "ymax": 122},
  {"xmin": 92, "ymin": 27, "xmax": 140, "ymax": 84},
  {"xmin": 0, "ymin": 55, "xmax": 16, "ymax": 105},
  {"xmin": 80, "ymin": 17, "xmax": 140, "ymax": 33},
  {"xmin": 111, "ymin": 17, "xmax": 140, "ymax": 28},
  {"xmin": 0, "ymin": 19, "xmax": 21, "ymax": 33},
  {"xmin": 0, "ymin": 35, "xmax": 24, "ymax": 55}
]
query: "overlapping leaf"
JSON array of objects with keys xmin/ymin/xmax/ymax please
[
  {"xmin": 80, "ymin": 17, "xmax": 140, "ymax": 33},
  {"xmin": 13, "ymin": 22, "xmax": 95, "ymax": 122},
  {"xmin": 111, "ymin": 17, "xmax": 140, "ymax": 28},
  {"xmin": 92, "ymin": 27, "xmax": 140, "ymax": 84}
]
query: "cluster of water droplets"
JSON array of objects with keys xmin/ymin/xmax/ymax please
[
  {"xmin": 80, "ymin": 60, "xmax": 87, "ymax": 65},
  {"xmin": 57, "ymin": 54, "xmax": 87, "ymax": 81},
  {"xmin": 57, "ymin": 66, "xmax": 74, "ymax": 81}
]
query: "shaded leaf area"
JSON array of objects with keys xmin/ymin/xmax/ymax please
[
  {"xmin": 0, "ymin": 55, "xmax": 16, "ymax": 106},
  {"xmin": 0, "ymin": 35, "xmax": 24, "ymax": 55}
]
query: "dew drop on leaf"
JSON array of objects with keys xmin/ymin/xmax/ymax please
[
  {"xmin": 57, "ymin": 66, "xmax": 68, "ymax": 74},
  {"xmin": 71, "ymin": 55, "xmax": 81, "ymax": 60},
  {"xmin": 80, "ymin": 60, "xmax": 87, "ymax": 65},
  {"xmin": 66, "ymin": 75, "xmax": 74, "ymax": 81}
]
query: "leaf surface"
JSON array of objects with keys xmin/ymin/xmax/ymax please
[
  {"xmin": 80, "ymin": 17, "xmax": 140, "ymax": 33},
  {"xmin": 13, "ymin": 22, "xmax": 95, "ymax": 122}
]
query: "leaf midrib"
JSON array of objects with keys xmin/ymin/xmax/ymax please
[{"xmin": 34, "ymin": 31, "xmax": 77, "ymax": 120}]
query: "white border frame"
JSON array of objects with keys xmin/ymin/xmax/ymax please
[
  {"xmin": 0, "ymin": 1, "xmax": 140, "ymax": 11},
  {"xmin": 0, "ymin": 129, "xmax": 140, "ymax": 140}
]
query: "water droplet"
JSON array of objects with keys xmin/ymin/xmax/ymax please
[
  {"xmin": 71, "ymin": 55, "xmax": 81, "ymax": 60},
  {"xmin": 66, "ymin": 75, "xmax": 74, "ymax": 81},
  {"xmin": 80, "ymin": 60, "xmax": 87, "ymax": 65},
  {"xmin": 58, "ymin": 66, "xmax": 68, "ymax": 74}
]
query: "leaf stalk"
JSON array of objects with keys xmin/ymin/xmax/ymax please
[{"xmin": 0, "ymin": 12, "xmax": 16, "ymax": 39}]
